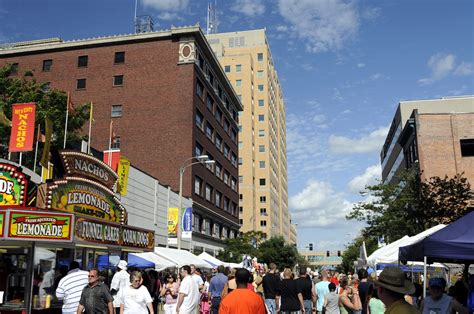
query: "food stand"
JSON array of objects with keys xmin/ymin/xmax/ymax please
[{"xmin": 0, "ymin": 151, "xmax": 155, "ymax": 313}]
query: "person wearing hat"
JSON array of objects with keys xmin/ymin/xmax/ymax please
[
  {"xmin": 420, "ymin": 277, "xmax": 468, "ymax": 314},
  {"xmin": 111, "ymin": 260, "xmax": 130, "ymax": 314},
  {"xmin": 373, "ymin": 267, "xmax": 419, "ymax": 314}
]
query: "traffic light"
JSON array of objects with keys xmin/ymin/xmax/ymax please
[
  {"xmin": 308, "ymin": 243, "xmax": 313, "ymax": 251},
  {"xmin": 337, "ymin": 250, "xmax": 341, "ymax": 257},
  {"xmin": 326, "ymin": 250, "xmax": 330, "ymax": 257}
]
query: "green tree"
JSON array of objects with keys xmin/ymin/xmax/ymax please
[
  {"xmin": 216, "ymin": 231, "xmax": 265, "ymax": 263},
  {"xmin": 257, "ymin": 236, "xmax": 300, "ymax": 269},
  {"xmin": 0, "ymin": 64, "xmax": 90, "ymax": 171},
  {"xmin": 348, "ymin": 166, "xmax": 472, "ymax": 244}
]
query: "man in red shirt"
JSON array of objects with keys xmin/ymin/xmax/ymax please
[{"xmin": 219, "ymin": 268, "xmax": 266, "ymax": 314}]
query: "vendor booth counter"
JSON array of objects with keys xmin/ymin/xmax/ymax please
[{"xmin": 0, "ymin": 153, "xmax": 155, "ymax": 313}]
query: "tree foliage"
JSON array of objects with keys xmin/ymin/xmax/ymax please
[
  {"xmin": 347, "ymin": 166, "xmax": 472, "ymax": 244},
  {"xmin": 0, "ymin": 64, "xmax": 90, "ymax": 171},
  {"xmin": 217, "ymin": 232, "xmax": 303, "ymax": 269}
]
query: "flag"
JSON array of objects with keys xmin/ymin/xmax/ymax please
[
  {"xmin": 117, "ymin": 156, "xmax": 130, "ymax": 196},
  {"xmin": 87, "ymin": 102, "xmax": 94, "ymax": 154},
  {"xmin": 0, "ymin": 107, "xmax": 11, "ymax": 126},
  {"xmin": 40, "ymin": 117, "xmax": 53, "ymax": 168},
  {"xmin": 63, "ymin": 92, "xmax": 74, "ymax": 149},
  {"xmin": 36, "ymin": 125, "xmax": 45, "ymax": 143},
  {"xmin": 66, "ymin": 92, "xmax": 74, "ymax": 112},
  {"xmin": 109, "ymin": 120, "xmax": 114, "ymax": 149}
]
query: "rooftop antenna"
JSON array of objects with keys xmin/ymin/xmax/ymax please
[
  {"xmin": 134, "ymin": 0, "xmax": 154, "ymax": 33},
  {"xmin": 206, "ymin": 0, "xmax": 217, "ymax": 35}
]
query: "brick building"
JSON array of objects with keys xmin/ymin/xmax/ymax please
[
  {"xmin": 380, "ymin": 96, "xmax": 473, "ymax": 184},
  {"xmin": 0, "ymin": 26, "xmax": 243, "ymax": 251}
]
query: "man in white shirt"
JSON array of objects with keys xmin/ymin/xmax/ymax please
[
  {"xmin": 110, "ymin": 260, "xmax": 130, "ymax": 314},
  {"xmin": 56, "ymin": 261, "xmax": 89, "ymax": 314},
  {"xmin": 177, "ymin": 265, "xmax": 200, "ymax": 314}
]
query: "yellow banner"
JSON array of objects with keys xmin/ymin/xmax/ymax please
[
  {"xmin": 117, "ymin": 156, "xmax": 130, "ymax": 196},
  {"xmin": 167, "ymin": 207, "xmax": 178, "ymax": 244}
]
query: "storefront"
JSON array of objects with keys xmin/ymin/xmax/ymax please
[{"xmin": 0, "ymin": 151, "xmax": 154, "ymax": 313}]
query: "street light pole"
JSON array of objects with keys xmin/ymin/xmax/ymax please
[{"xmin": 177, "ymin": 155, "xmax": 215, "ymax": 250}]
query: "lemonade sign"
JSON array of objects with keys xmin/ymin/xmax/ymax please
[
  {"xmin": 37, "ymin": 178, "xmax": 126, "ymax": 224},
  {"xmin": 0, "ymin": 163, "xmax": 28, "ymax": 207},
  {"xmin": 7, "ymin": 210, "xmax": 73, "ymax": 241}
]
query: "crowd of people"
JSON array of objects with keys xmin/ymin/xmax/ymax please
[{"xmin": 49, "ymin": 258, "xmax": 471, "ymax": 314}]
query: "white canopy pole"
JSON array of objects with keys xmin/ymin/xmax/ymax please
[{"xmin": 423, "ymin": 256, "xmax": 427, "ymax": 298}]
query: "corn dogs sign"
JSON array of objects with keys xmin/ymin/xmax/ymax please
[{"xmin": 9, "ymin": 103, "xmax": 36, "ymax": 152}]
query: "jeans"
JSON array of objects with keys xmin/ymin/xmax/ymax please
[
  {"xmin": 211, "ymin": 297, "xmax": 221, "ymax": 314},
  {"xmin": 265, "ymin": 299, "xmax": 277, "ymax": 314},
  {"xmin": 303, "ymin": 300, "xmax": 312, "ymax": 313}
]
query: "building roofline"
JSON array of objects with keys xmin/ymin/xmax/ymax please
[{"xmin": 398, "ymin": 95, "xmax": 474, "ymax": 105}]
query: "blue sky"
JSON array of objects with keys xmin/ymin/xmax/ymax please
[{"xmin": 1, "ymin": 0, "xmax": 473, "ymax": 250}]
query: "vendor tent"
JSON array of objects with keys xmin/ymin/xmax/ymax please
[
  {"xmin": 130, "ymin": 252, "xmax": 177, "ymax": 270},
  {"xmin": 399, "ymin": 211, "xmax": 474, "ymax": 264},
  {"xmin": 367, "ymin": 224, "xmax": 445, "ymax": 267},
  {"xmin": 198, "ymin": 252, "xmax": 223, "ymax": 267},
  {"xmin": 154, "ymin": 247, "xmax": 212, "ymax": 268}
]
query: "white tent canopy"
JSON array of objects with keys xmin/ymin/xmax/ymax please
[
  {"xmin": 367, "ymin": 224, "xmax": 446, "ymax": 268},
  {"xmin": 131, "ymin": 252, "xmax": 176, "ymax": 270},
  {"xmin": 197, "ymin": 252, "xmax": 244, "ymax": 269},
  {"xmin": 154, "ymin": 247, "xmax": 212, "ymax": 269}
]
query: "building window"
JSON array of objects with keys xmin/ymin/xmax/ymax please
[
  {"xmin": 224, "ymin": 65, "xmax": 231, "ymax": 73},
  {"xmin": 114, "ymin": 51, "xmax": 125, "ymax": 64},
  {"xmin": 205, "ymin": 184, "xmax": 213, "ymax": 202},
  {"xmin": 258, "ymin": 99, "xmax": 264, "ymax": 107},
  {"xmin": 259, "ymin": 161, "xmax": 266, "ymax": 168},
  {"xmin": 111, "ymin": 105, "xmax": 123, "ymax": 118},
  {"xmin": 215, "ymin": 163, "xmax": 222, "ymax": 179},
  {"xmin": 259, "ymin": 145, "xmax": 265, "ymax": 152},
  {"xmin": 207, "ymin": 95, "xmax": 214, "ymax": 112},
  {"xmin": 257, "ymin": 70, "xmax": 264, "ymax": 77},
  {"xmin": 206, "ymin": 154, "xmax": 214, "ymax": 172},
  {"xmin": 238, "ymin": 125, "xmax": 242, "ymax": 133},
  {"xmin": 260, "ymin": 178, "xmax": 266, "ymax": 186},
  {"xmin": 258, "ymin": 85, "xmax": 264, "ymax": 92},
  {"xmin": 215, "ymin": 191, "xmax": 222, "ymax": 207},
  {"xmin": 236, "ymin": 79, "xmax": 242, "ymax": 87},
  {"xmin": 260, "ymin": 220, "xmax": 267, "ymax": 227},
  {"xmin": 224, "ymin": 171, "xmax": 229, "ymax": 185},
  {"xmin": 195, "ymin": 142, "xmax": 203, "ymax": 157},
  {"xmin": 42, "ymin": 59, "xmax": 52, "ymax": 72},
  {"xmin": 41, "ymin": 82, "xmax": 51, "ymax": 93},
  {"xmin": 231, "ymin": 177, "xmax": 237, "ymax": 191},
  {"xmin": 238, "ymin": 158, "xmax": 243, "ymax": 165},
  {"xmin": 111, "ymin": 136, "xmax": 120, "ymax": 149},
  {"xmin": 194, "ymin": 177, "xmax": 202, "ymax": 195},
  {"xmin": 260, "ymin": 208, "xmax": 267, "ymax": 215},
  {"xmin": 239, "ymin": 219, "xmax": 243, "ymax": 225},
  {"xmin": 224, "ymin": 144, "xmax": 230, "ymax": 159},
  {"xmin": 239, "ymin": 194, "xmax": 243, "ymax": 200},
  {"xmin": 196, "ymin": 79, "xmax": 204, "ymax": 98},
  {"xmin": 76, "ymin": 78, "xmax": 86, "ymax": 90},
  {"xmin": 258, "ymin": 115, "xmax": 265, "ymax": 122},
  {"xmin": 260, "ymin": 196, "xmax": 266, "ymax": 203},
  {"xmin": 239, "ymin": 206, "xmax": 243, "ymax": 212},
  {"xmin": 237, "ymin": 95, "xmax": 242, "ymax": 102},
  {"xmin": 195, "ymin": 110, "xmax": 204, "ymax": 129},
  {"xmin": 257, "ymin": 53, "xmax": 264, "ymax": 61},
  {"xmin": 224, "ymin": 119, "xmax": 229, "ymax": 133},
  {"xmin": 258, "ymin": 129, "xmax": 265, "ymax": 137},
  {"xmin": 224, "ymin": 197, "xmax": 229, "ymax": 211},
  {"xmin": 231, "ymin": 153, "xmax": 237, "ymax": 167},
  {"xmin": 236, "ymin": 64, "xmax": 242, "ymax": 72},
  {"xmin": 239, "ymin": 176, "xmax": 243, "ymax": 183},
  {"xmin": 78, "ymin": 55, "xmax": 88, "ymax": 67},
  {"xmin": 9, "ymin": 63, "xmax": 19, "ymax": 75},
  {"xmin": 460, "ymin": 139, "xmax": 474, "ymax": 156},
  {"xmin": 215, "ymin": 134, "xmax": 223, "ymax": 151},
  {"xmin": 113, "ymin": 75, "xmax": 124, "ymax": 86},
  {"xmin": 205, "ymin": 123, "xmax": 214, "ymax": 141},
  {"xmin": 215, "ymin": 108, "xmax": 222, "ymax": 123},
  {"xmin": 230, "ymin": 129, "xmax": 237, "ymax": 142}
]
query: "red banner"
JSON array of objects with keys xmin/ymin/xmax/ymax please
[{"xmin": 9, "ymin": 103, "xmax": 36, "ymax": 152}]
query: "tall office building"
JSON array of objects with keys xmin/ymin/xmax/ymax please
[{"xmin": 207, "ymin": 30, "xmax": 291, "ymax": 242}]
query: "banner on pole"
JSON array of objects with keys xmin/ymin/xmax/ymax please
[
  {"xmin": 117, "ymin": 156, "xmax": 130, "ymax": 196},
  {"xmin": 182, "ymin": 207, "xmax": 192, "ymax": 239},
  {"xmin": 167, "ymin": 207, "xmax": 178, "ymax": 245},
  {"xmin": 9, "ymin": 103, "xmax": 36, "ymax": 152},
  {"xmin": 40, "ymin": 117, "xmax": 53, "ymax": 168}
]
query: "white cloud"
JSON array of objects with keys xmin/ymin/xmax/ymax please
[
  {"xmin": 454, "ymin": 62, "xmax": 473, "ymax": 76},
  {"xmin": 278, "ymin": 0, "xmax": 360, "ymax": 53},
  {"xmin": 328, "ymin": 126, "xmax": 389, "ymax": 154},
  {"xmin": 418, "ymin": 53, "xmax": 472, "ymax": 85},
  {"xmin": 276, "ymin": 25, "xmax": 288, "ymax": 32},
  {"xmin": 231, "ymin": 0, "xmax": 265, "ymax": 17},
  {"xmin": 357, "ymin": 63, "xmax": 366, "ymax": 68},
  {"xmin": 141, "ymin": 0, "xmax": 189, "ymax": 19},
  {"xmin": 348, "ymin": 165, "xmax": 381, "ymax": 193},
  {"xmin": 289, "ymin": 179, "xmax": 353, "ymax": 228}
]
